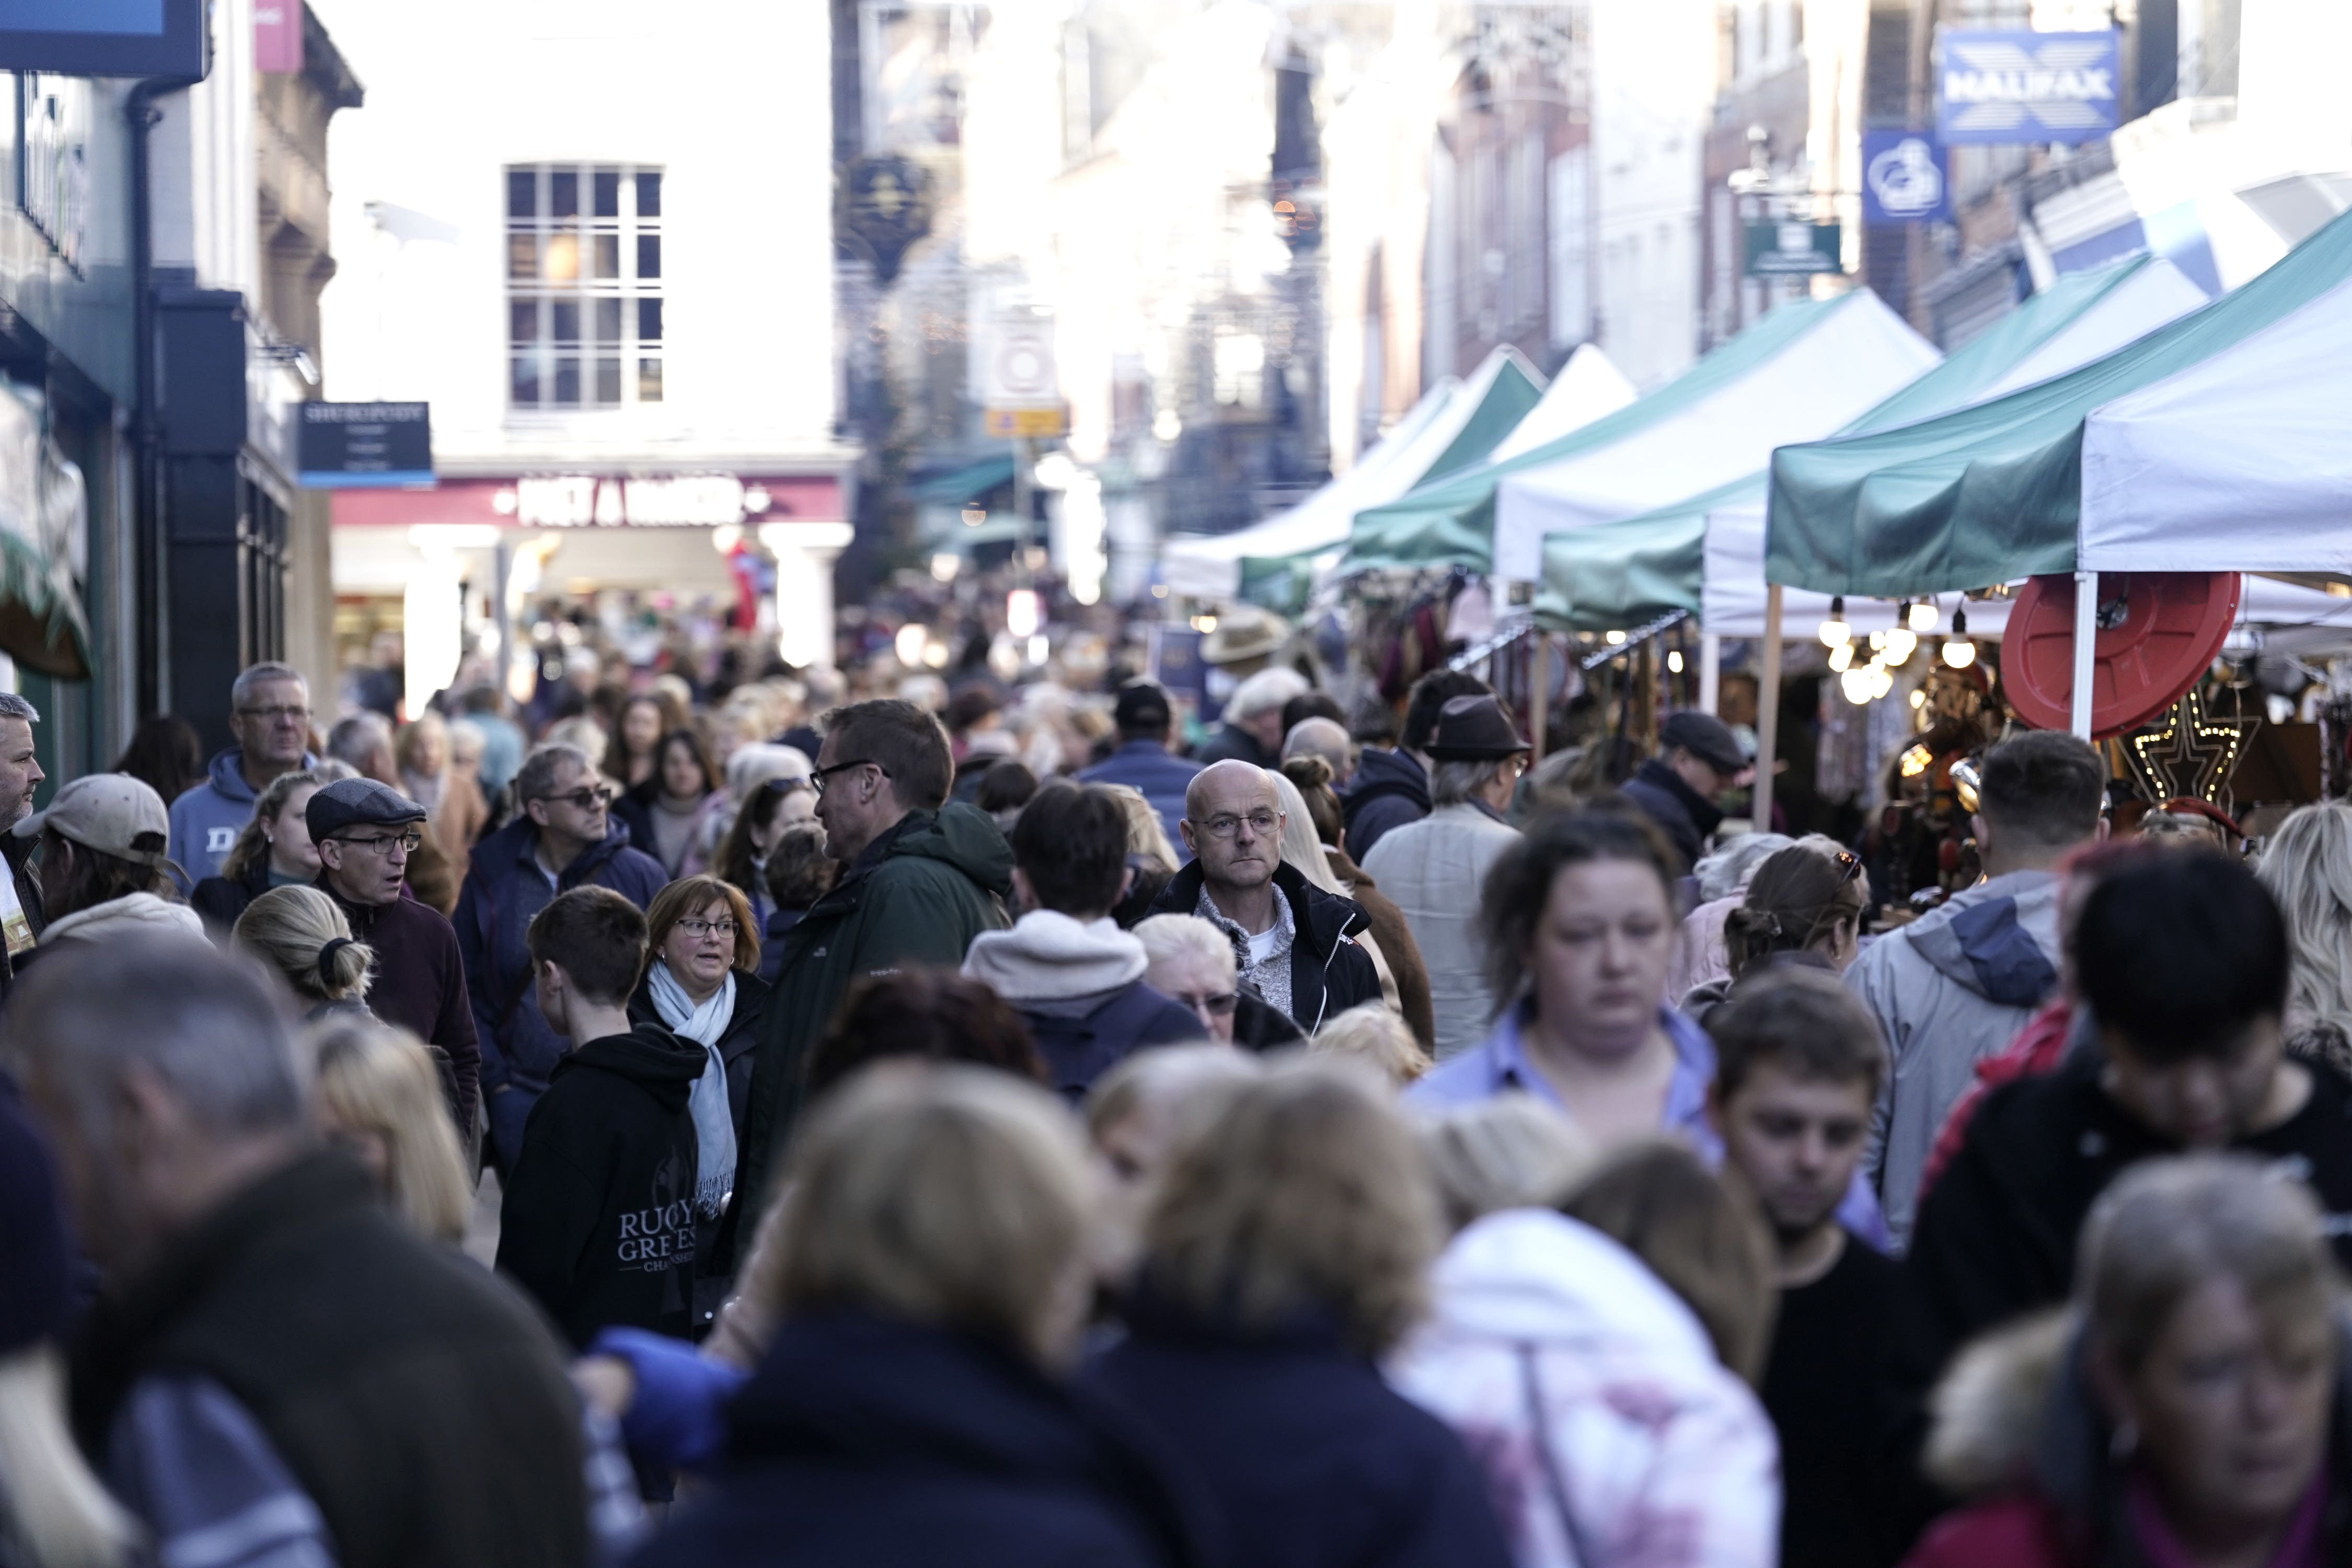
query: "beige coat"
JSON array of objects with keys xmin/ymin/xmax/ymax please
[{"xmin": 1361, "ymin": 802, "xmax": 1520, "ymax": 1060}]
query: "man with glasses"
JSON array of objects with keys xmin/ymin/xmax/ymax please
[
  {"xmin": 737, "ymin": 699, "xmax": 1012, "ymax": 1224},
  {"xmin": 166, "ymin": 661, "xmax": 318, "ymax": 883},
  {"xmin": 308, "ymin": 778, "xmax": 481, "ymax": 1137},
  {"xmin": 1146, "ymin": 759, "xmax": 1382, "ymax": 1037},
  {"xmin": 456, "ymin": 743, "xmax": 666, "ymax": 1169}
]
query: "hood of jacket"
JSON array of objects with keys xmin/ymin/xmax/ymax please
[
  {"xmin": 1903, "ymin": 869, "xmax": 2063, "ymax": 1008},
  {"xmin": 1344, "ymin": 748, "xmax": 1431, "ymax": 817},
  {"xmin": 1414, "ymin": 1208, "xmax": 1721, "ymax": 1368},
  {"xmin": 42, "ymin": 892, "xmax": 205, "ymax": 946},
  {"xmin": 550, "ymin": 1021, "xmax": 706, "ymax": 1114},
  {"xmin": 871, "ymin": 803, "xmax": 1014, "ymax": 898},
  {"xmin": 962, "ymin": 911, "xmax": 1146, "ymax": 1002},
  {"xmin": 1148, "ymin": 856, "xmax": 1364, "ymax": 959},
  {"xmin": 469, "ymin": 813, "xmax": 641, "ymax": 884},
  {"xmin": 205, "ymin": 746, "xmax": 261, "ymax": 806}
]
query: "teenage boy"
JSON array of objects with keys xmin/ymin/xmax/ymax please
[
  {"xmin": 1891, "ymin": 851, "xmax": 2352, "ymax": 1495},
  {"xmin": 498, "ymin": 885, "xmax": 706, "ymax": 1348},
  {"xmin": 962, "ymin": 781, "xmax": 1203, "ymax": 1098},
  {"xmin": 1706, "ymin": 967, "xmax": 1899, "ymax": 1568}
]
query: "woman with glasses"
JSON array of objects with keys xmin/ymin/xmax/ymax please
[
  {"xmin": 1679, "ymin": 843, "xmax": 1870, "ymax": 1027},
  {"xmin": 1132, "ymin": 912, "xmax": 1301, "ymax": 1050},
  {"xmin": 630, "ymin": 874, "xmax": 770, "ymax": 1310}
]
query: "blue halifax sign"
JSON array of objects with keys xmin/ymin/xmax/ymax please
[{"xmin": 1937, "ymin": 29, "xmax": 2119, "ymax": 146}]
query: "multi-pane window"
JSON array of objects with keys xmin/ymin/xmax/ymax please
[{"xmin": 506, "ymin": 164, "xmax": 664, "ymax": 409}]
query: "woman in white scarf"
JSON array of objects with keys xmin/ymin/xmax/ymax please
[{"xmin": 632, "ymin": 876, "xmax": 773, "ymax": 1289}]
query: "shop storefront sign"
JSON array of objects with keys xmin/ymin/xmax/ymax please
[
  {"xmin": 1938, "ymin": 29, "xmax": 2119, "ymax": 146},
  {"xmin": 297, "ymin": 401, "xmax": 433, "ymax": 487},
  {"xmin": 0, "ymin": 0, "xmax": 210, "ymax": 77},
  {"xmin": 1743, "ymin": 220, "xmax": 1843, "ymax": 278},
  {"xmin": 502, "ymin": 474, "xmax": 776, "ymax": 528},
  {"xmin": 1862, "ymin": 131, "xmax": 1949, "ymax": 226}
]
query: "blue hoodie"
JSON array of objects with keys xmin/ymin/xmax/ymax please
[{"xmin": 167, "ymin": 748, "xmax": 319, "ymax": 887}]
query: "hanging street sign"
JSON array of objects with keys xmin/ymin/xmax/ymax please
[
  {"xmin": 1937, "ymin": 29, "xmax": 2120, "ymax": 146},
  {"xmin": 1744, "ymin": 220, "xmax": 1843, "ymax": 278},
  {"xmin": 1862, "ymin": 131, "xmax": 1950, "ymax": 225},
  {"xmin": 297, "ymin": 401, "xmax": 432, "ymax": 488}
]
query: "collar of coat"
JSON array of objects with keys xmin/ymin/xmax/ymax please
[{"xmin": 1152, "ymin": 856, "xmax": 1363, "ymax": 960}]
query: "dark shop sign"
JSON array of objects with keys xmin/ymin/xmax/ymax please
[{"xmin": 297, "ymin": 401, "xmax": 433, "ymax": 488}]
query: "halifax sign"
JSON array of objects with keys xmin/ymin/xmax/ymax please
[{"xmin": 1937, "ymin": 29, "xmax": 2119, "ymax": 146}]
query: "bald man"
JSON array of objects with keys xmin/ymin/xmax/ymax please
[
  {"xmin": 1145, "ymin": 760, "xmax": 1383, "ymax": 1035},
  {"xmin": 1281, "ymin": 717, "xmax": 1353, "ymax": 788}
]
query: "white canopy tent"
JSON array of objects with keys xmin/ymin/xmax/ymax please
[
  {"xmin": 1974, "ymin": 259, "xmax": 2213, "ymax": 400},
  {"xmin": 1486, "ymin": 343, "xmax": 1639, "ymax": 462},
  {"xmin": 1489, "ymin": 290, "xmax": 1941, "ymax": 582}
]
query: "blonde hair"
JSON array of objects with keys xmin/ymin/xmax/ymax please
[
  {"xmin": 770, "ymin": 1063, "xmax": 1095, "ymax": 1365},
  {"xmin": 1134, "ymin": 914, "xmax": 1237, "ymax": 990},
  {"xmin": 1309, "ymin": 1002, "xmax": 1432, "ymax": 1087},
  {"xmin": 0, "ymin": 1345, "xmax": 136, "ymax": 1567},
  {"xmin": 236, "ymin": 885, "xmax": 373, "ymax": 1003},
  {"xmin": 1267, "ymin": 768, "xmax": 1347, "ymax": 897},
  {"xmin": 1101, "ymin": 783, "xmax": 1179, "ymax": 870},
  {"xmin": 1416, "ymin": 1096, "xmax": 1595, "ymax": 1231},
  {"xmin": 2258, "ymin": 804, "xmax": 2352, "ymax": 1048},
  {"xmin": 1085, "ymin": 1043, "xmax": 1261, "ymax": 1146},
  {"xmin": 1139, "ymin": 1060, "xmax": 1440, "ymax": 1356},
  {"xmin": 394, "ymin": 711, "xmax": 448, "ymax": 778},
  {"xmin": 310, "ymin": 1018, "xmax": 471, "ymax": 1244}
]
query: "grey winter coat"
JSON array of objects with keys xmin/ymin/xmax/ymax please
[{"xmin": 1359, "ymin": 802, "xmax": 1519, "ymax": 1060}]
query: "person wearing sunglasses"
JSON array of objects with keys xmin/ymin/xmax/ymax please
[
  {"xmin": 1678, "ymin": 843, "xmax": 1870, "ymax": 1030},
  {"xmin": 308, "ymin": 777, "xmax": 482, "ymax": 1143},
  {"xmin": 454, "ymin": 743, "xmax": 667, "ymax": 1172}
]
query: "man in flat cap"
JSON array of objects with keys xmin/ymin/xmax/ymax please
[{"xmin": 1622, "ymin": 711, "xmax": 1752, "ymax": 872}]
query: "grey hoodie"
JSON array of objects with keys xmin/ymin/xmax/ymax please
[{"xmin": 1850, "ymin": 869, "xmax": 2062, "ymax": 1251}]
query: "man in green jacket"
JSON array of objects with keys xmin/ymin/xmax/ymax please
[{"xmin": 734, "ymin": 697, "xmax": 1012, "ymax": 1235}]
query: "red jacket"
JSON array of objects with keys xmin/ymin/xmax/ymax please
[{"xmin": 1903, "ymin": 1495, "xmax": 2077, "ymax": 1568}]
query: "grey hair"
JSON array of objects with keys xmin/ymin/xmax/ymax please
[
  {"xmin": 517, "ymin": 743, "xmax": 593, "ymax": 803},
  {"xmin": 3, "ymin": 936, "xmax": 308, "ymax": 1146},
  {"xmin": 1415, "ymin": 1096, "xmax": 1595, "ymax": 1232},
  {"xmin": 1225, "ymin": 666, "xmax": 1310, "ymax": 722},
  {"xmin": 1133, "ymin": 913, "xmax": 1238, "ymax": 989},
  {"xmin": 0, "ymin": 693, "xmax": 38, "ymax": 725},
  {"xmin": 1693, "ymin": 833, "xmax": 1793, "ymax": 904},
  {"xmin": 1431, "ymin": 758, "xmax": 1507, "ymax": 809},
  {"xmin": 1281, "ymin": 717, "xmax": 1351, "ymax": 779},
  {"xmin": 325, "ymin": 712, "xmax": 391, "ymax": 771},
  {"xmin": 230, "ymin": 661, "xmax": 306, "ymax": 708}
]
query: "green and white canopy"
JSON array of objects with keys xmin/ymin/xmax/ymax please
[
  {"xmin": 1767, "ymin": 206, "xmax": 2352, "ymax": 595},
  {"xmin": 1532, "ymin": 256, "xmax": 2212, "ymax": 633},
  {"xmin": 1159, "ymin": 344, "xmax": 1573, "ymax": 603}
]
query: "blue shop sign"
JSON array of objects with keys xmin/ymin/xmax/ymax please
[
  {"xmin": 1862, "ymin": 131, "xmax": 1949, "ymax": 225},
  {"xmin": 1938, "ymin": 29, "xmax": 2118, "ymax": 146}
]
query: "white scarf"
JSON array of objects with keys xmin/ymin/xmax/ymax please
[{"xmin": 648, "ymin": 961, "xmax": 738, "ymax": 1218}]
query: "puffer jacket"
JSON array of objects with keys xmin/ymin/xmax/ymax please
[
  {"xmin": 1387, "ymin": 1208, "xmax": 1780, "ymax": 1568},
  {"xmin": 1850, "ymin": 869, "xmax": 2063, "ymax": 1248},
  {"xmin": 1360, "ymin": 803, "xmax": 1518, "ymax": 1059},
  {"xmin": 736, "ymin": 805, "xmax": 1012, "ymax": 1223},
  {"xmin": 1904, "ymin": 1310, "xmax": 2352, "ymax": 1567}
]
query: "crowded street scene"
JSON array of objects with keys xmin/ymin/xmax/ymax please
[{"xmin": 11, "ymin": 1, "xmax": 2352, "ymax": 1566}]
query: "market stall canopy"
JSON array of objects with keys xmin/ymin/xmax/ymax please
[
  {"xmin": 2079, "ymin": 261, "xmax": 2352, "ymax": 574},
  {"xmin": 1485, "ymin": 343, "xmax": 1639, "ymax": 462},
  {"xmin": 1344, "ymin": 290, "xmax": 1934, "ymax": 581},
  {"xmin": 1767, "ymin": 205, "xmax": 2352, "ymax": 597},
  {"xmin": 1159, "ymin": 344, "xmax": 1551, "ymax": 602},
  {"xmin": 1534, "ymin": 256, "xmax": 2211, "ymax": 633}
]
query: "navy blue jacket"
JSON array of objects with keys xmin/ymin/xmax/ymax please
[
  {"xmin": 1620, "ymin": 756, "xmax": 1724, "ymax": 872},
  {"xmin": 1019, "ymin": 982, "xmax": 1206, "ymax": 1102},
  {"xmin": 1079, "ymin": 740, "xmax": 1202, "ymax": 854},
  {"xmin": 453, "ymin": 817, "xmax": 667, "ymax": 1101},
  {"xmin": 1340, "ymin": 749, "xmax": 1429, "ymax": 862},
  {"xmin": 629, "ymin": 1312, "xmax": 1208, "ymax": 1568},
  {"xmin": 1084, "ymin": 1301, "xmax": 1514, "ymax": 1568}
]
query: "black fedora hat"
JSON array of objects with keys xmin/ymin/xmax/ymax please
[{"xmin": 1425, "ymin": 694, "xmax": 1529, "ymax": 762}]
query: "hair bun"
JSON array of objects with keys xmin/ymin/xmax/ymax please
[{"xmin": 1282, "ymin": 755, "xmax": 1334, "ymax": 790}]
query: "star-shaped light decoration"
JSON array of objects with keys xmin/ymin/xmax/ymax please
[{"xmin": 2119, "ymin": 687, "xmax": 2262, "ymax": 811}]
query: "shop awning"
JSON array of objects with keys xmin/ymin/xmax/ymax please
[
  {"xmin": 1767, "ymin": 205, "xmax": 2352, "ymax": 595},
  {"xmin": 1346, "ymin": 290, "xmax": 1936, "ymax": 580},
  {"xmin": 1534, "ymin": 256, "xmax": 2210, "ymax": 633},
  {"xmin": 909, "ymin": 455, "xmax": 1017, "ymax": 508},
  {"xmin": 1159, "ymin": 344, "xmax": 1560, "ymax": 602}
]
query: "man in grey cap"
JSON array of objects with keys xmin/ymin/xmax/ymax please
[
  {"xmin": 1361, "ymin": 694, "xmax": 1530, "ymax": 1059},
  {"xmin": 1621, "ymin": 710, "xmax": 1752, "ymax": 872},
  {"xmin": 310, "ymin": 777, "xmax": 481, "ymax": 1133}
]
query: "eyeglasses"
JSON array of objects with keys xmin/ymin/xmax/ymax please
[
  {"xmin": 1200, "ymin": 810, "xmax": 1279, "ymax": 840},
  {"xmin": 812, "ymin": 758, "xmax": 891, "ymax": 795},
  {"xmin": 1171, "ymin": 990, "xmax": 1239, "ymax": 1017},
  {"xmin": 237, "ymin": 704, "xmax": 310, "ymax": 724},
  {"xmin": 534, "ymin": 785, "xmax": 616, "ymax": 812},
  {"xmin": 676, "ymin": 917, "xmax": 739, "ymax": 940},
  {"xmin": 336, "ymin": 830, "xmax": 422, "ymax": 857}
]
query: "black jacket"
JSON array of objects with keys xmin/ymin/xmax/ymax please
[
  {"xmin": 1891, "ymin": 1048, "xmax": 2352, "ymax": 1481},
  {"xmin": 1083, "ymin": 1298, "xmax": 1514, "ymax": 1568},
  {"xmin": 1020, "ymin": 983, "xmax": 1207, "ymax": 1102},
  {"xmin": 497, "ymin": 1021, "xmax": 706, "ymax": 1349},
  {"xmin": 1193, "ymin": 724, "xmax": 1272, "ymax": 769},
  {"xmin": 318, "ymin": 878, "xmax": 482, "ymax": 1130},
  {"xmin": 0, "ymin": 832, "xmax": 47, "ymax": 1007},
  {"xmin": 1146, "ymin": 860, "xmax": 1383, "ymax": 1036},
  {"xmin": 190, "ymin": 858, "xmax": 271, "ymax": 932},
  {"xmin": 628, "ymin": 966, "xmax": 768, "ymax": 1137},
  {"xmin": 1339, "ymin": 748, "xmax": 1431, "ymax": 863},
  {"xmin": 1620, "ymin": 756, "xmax": 1724, "ymax": 871},
  {"xmin": 630, "ymin": 1310, "xmax": 1208, "ymax": 1568},
  {"xmin": 71, "ymin": 1150, "xmax": 586, "ymax": 1568}
]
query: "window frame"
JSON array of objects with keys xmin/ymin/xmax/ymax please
[{"xmin": 505, "ymin": 162, "xmax": 665, "ymax": 413}]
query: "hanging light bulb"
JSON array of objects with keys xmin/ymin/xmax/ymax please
[
  {"xmin": 1867, "ymin": 629, "xmax": 1888, "ymax": 652},
  {"xmin": 1868, "ymin": 664, "xmax": 1895, "ymax": 701},
  {"xmin": 1942, "ymin": 605, "xmax": 1977, "ymax": 669},
  {"xmin": 1819, "ymin": 595, "xmax": 1850, "ymax": 648},
  {"xmin": 1909, "ymin": 687, "xmax": 1928, "ymax": 710},
  {"xmin": 1908, "ymin": 598, "xmax": 1938, "ymax": 633},
  {"xmin": 1666, "ymin": 649, "xmax": 1685, "ymax": 674},
  {"xmin": 1840, "ymin": 665, "xmax": 1875, "ymax": 705},
  {"xmin": 1827, "ymin": 641, "xmax": 1855, "ymax": 672},
  {"xmin": 1885, "ymin": 627, "xmax": 1918, "ymax": 665}
]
